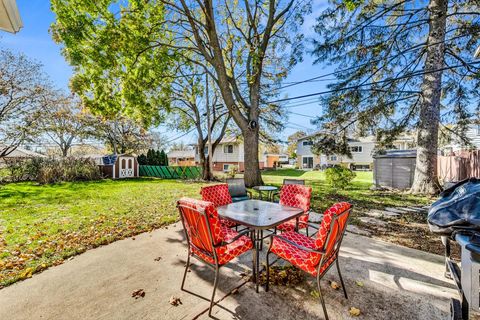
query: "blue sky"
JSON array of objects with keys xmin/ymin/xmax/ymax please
[{"xmin": 1, "ymin": 1, "xmax": 332, "ymax": 146}]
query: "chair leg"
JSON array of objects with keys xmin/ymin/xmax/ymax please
[
  {"xmin": 265, "ymin": 251, "xmax": 271, "ymax": 292},
  {"xmin": 208, "ymin": 265, "xmax": 220, "ymax": 317},
  {"xmin": 306, "ymin": 225, "xmax": 309, "ymax": 237},
  {"xmin": 336, "ymin": 259, "xmax": 348, "ymax": 300},
  {"xmin": 317, "ymin": 277, "xmax": 329, "ymax": 320},
  {"xmin": 181, "ymin": 252, "xmax": 190, "ymax": 291}
]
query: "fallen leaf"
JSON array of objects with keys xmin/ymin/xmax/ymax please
[
  {"xmin": 131, "ymin": 289, "xmax": 145, "ymax": 299},
  {"xmin": 310, "ymin": 290, "xmax": 320, "ymax": 298},
  {"xmin": 355, "ymin": 280, "xmax": 364, "ymax": 287},
  {"xmin": 330, "ymin": 281, "xmax": 340, "ymax": 290},
  {"xmin": 154, "ymin": 257, "xmax": 162, "ymax": 262},
  {"xmin": 349, "ymin": 307, "xmax": 361, "ymax": 316},
  {"xmin": 169, "ymin": 296, "xmax": 182, "ymax": 306},
  {"xmin": 20, "ymin": 267, "xmax": 34, "ymax": 279},
  {"xmin": 132, "ymin": 237, "xmax": 136, "ymax": 240}
]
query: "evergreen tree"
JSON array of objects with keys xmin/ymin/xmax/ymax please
[
  {"xmin": 312, "ymin": 0, "xmax": 479, "ymax": 194},
  {"xmin": 160, "ymin": 149, "xmax": 168, "ymax": 166}
]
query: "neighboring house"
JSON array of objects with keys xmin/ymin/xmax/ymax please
[
  {"xmin": 296, "ymin": 133, "xmax": 414, "ymax": 170},
  {"xmin": 195, "ymin": 136, "xmax": 266, "ymax": 172},
  {"xmin": 168, "ymin": 149, "xmax": 196, "ymax": 166},
  {"xmin": 0, "ymin": 146, "xmax": 46, "ymax": 167},
  {"xmin": 443, "ymin": 124, "xmax": 480, "ymax": 154},
  {"xmin": 264, "ymin": 153, "xmax": 289, "ymax": 168}
]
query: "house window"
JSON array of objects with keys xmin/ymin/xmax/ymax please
[
  {"xmin": 477, "ymin": 125, "xmax": 480, "ymax": 135},
  {"xmin": 302, "ymin": 140, "xmax": 313, "ymax": 146},
  {"xmin": 223, "ymin": 164, "xmax": 230, "ymax": 171},
  {"xmin": 203, "ymin": 147, "xmax": 208, "ymax": 155},
  {"xmin": 350, "ymin": 146, "xmax": 363, "ymax": 153},
  {"xmin": 330, "ymin": 155, "xmax": 337, "ymax": 161},
  {"xmin": 223, "ymin": 144, "xmax": 234, "ymax": 153}
]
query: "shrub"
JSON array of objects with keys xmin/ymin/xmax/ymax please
[
  {"xmin": 2, "ymin": 157, "xmax": 102, "ymax": 184},
  {"xmin": 325, "ymin": 166, "xmax": 356, "ymax": 189},
  {"xmin": 226, "ymin": 165, "xmax": 238, "ymax": 179}
]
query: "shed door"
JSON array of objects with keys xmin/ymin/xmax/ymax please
[{"xmin": 119, "ymin": 157, "xmax": 134, "ymax": 178}]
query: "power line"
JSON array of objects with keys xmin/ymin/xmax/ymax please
[
  {"xmin": 274, "ymin": 33, "xmax": 476, "ymax": 91},
  {"xmin": 267, "ymin": 61, "xmax": 480, "ymax": 105}
]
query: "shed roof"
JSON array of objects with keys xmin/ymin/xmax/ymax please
[{"xmin": 373, "ymin": 149, "xmax": 417, "ymax": 159}]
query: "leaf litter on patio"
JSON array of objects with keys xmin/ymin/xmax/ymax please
[{"xmin": 131, "ymin": 289, "xmax": 145, "ymax": 299}]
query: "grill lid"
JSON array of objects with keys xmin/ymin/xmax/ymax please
[{"xmin": 428, "ymin": 178, "xmax": 480, "ymax": 236}]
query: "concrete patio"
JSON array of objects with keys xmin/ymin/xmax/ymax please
[{"xmin": 0, "ymin": 224, "xmax": 456, "ymax": 319}]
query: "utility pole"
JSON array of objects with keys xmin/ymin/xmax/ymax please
[{"xmin": 206, "ymin": 71, "xmax": 213, "ymax": 178}]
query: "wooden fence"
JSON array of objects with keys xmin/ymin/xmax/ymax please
[
  {"xmin": 438, "ymin": 150, "xmax": 480, "ymax": 183},
  {"xmin": 139, "ymin": 165, "xmax": 202, "ymax": 179}
]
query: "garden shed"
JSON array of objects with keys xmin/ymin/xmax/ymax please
[
  {"xmin": 98, "ymin": 154, "xmax": 139, "ymax": 179},
  {"xmin": 373, "ymin": 150, "xmax": 417, "ymax": 189}
]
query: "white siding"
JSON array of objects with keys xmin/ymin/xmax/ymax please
[
  {"xmin": 212, "ymin": 143, "xmax": 242, "ymax": 162},
  {"xmin": 296, "ymin": 138, "xmax": 314, "ymax": 156}
]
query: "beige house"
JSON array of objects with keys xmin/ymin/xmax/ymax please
[
  {"xmin": 168, "ymin": 149, "xmax": 196, "ymax": 166},
  {"xmin": 195, "ymin": 136, "xmax": 267, "ymax": 172},
  {"xmin": 296, "ymin": 134, "xmax": 414, "ymax": 170}
]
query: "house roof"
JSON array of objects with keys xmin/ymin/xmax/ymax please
[
  {"xmin": 168, "ymin": 150, "xmax": 195, "ymax": 158},
  {"xmin": 219, "ymin": 136, "xmax": 241, "ymax": 144},
  {"xmin": 2, "ymin": 146, "xmax": 46, "ymax": 158}
]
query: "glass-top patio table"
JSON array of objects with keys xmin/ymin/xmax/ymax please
[{"xmin": 217, "ymin": 199, "xmax": 304, "ymax": 292}]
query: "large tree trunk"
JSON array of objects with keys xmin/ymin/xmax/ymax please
[
  {"xmin": 243, "ymin": 128, "xmax": 263, "ymax": 187},
  {"xmin": 411, "ymin": 0, "xmax": 447, "ymax": 194},
  {"xmin": 198, "ymin": 139, "xmax": 214, "ymax": 180}
]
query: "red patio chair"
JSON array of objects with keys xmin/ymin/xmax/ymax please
[
  {"xmin": 277, "ymin": 184, "xmax": 312, "ymax": 234},
  {"xmin": 200, "ymin": 184, "xmax": 237, "ymax": 228},
  {"xmin": 266, "ymin": 202, "xmax": 352, "ymax": 320},
  {"xmin": 177, "ymin": 198, "xmax": 253, "ymax": 317}
]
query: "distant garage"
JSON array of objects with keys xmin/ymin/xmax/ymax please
[{"xmin": 373, "ymin": 150, "xmax": 417, "ymax": 190}]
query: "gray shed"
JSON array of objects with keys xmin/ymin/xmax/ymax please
[{"xmin": 373, "ymin": 150, "xmax": 417, "ymax": 189}]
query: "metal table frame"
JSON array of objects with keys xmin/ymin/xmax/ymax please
[{"xmin": 217, "ymin": 199, "xmax": 303, "ymax": 292}]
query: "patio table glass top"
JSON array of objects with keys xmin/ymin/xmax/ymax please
[{"xmin": 217, "ymin": 199, "xmax": 303, "ymax": 229}]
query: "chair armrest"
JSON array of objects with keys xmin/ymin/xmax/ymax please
[
  {"xmin": 217, "ymin": 229, "xmax": 251, "ymax": 246},
  {"xmin": 270, "ymin": 234, "xmax": 325, "ymax": 254}
]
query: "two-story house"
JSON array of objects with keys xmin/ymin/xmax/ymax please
[
  {"xmin": 442, "ymin": 124, "xmax": 480, "ymax": 154},
  {"xmin": 195, "ymin": 136, "xmax": 268, "ymax": 172},
  {"xmin": 296, "ymin": 133, "xmax": 414, "ymax": 170}
]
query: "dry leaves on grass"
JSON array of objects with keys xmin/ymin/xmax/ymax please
[
  {"xmin": 131, "ymin": 289, "xmax": 145, "ymax": 299},
  {"xmin": 169, "ymin": 296, "xmax": 182, "ymax": 306}
]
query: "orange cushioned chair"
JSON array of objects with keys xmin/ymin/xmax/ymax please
[
  {"xmin": 177, "ymin": 197, "xmax": 253, "ymax": 317},
  {"xmin": 266, "ymin": 202, "xmax": 352, "ymax": 320},
  {"xmin": 277, "ymin": 184, "xmax": 312, "ymax": 234},
  {"xmin": 200, "ymin": 184, "xmax": 237, "ymax": 228}
]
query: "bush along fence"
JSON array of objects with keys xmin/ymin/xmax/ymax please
[{"xmin": 139, "ymin": 165, "xmax": 202, "ymax": 179}]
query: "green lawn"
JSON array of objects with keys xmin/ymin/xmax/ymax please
[
  {"xmin": 0, "ymin": 178, "xmax": 206, "ymax": 287},
  {"xmin": 0, "ymin": 170, "xmax": 429, "ymax": 287},
  {"xmin": 261, "ymin": 169, "xmax": 429, "ymax": 213}
]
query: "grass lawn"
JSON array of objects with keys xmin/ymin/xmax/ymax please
[
  {"xmin": 261, "ymin": 169, "xmax": 430, "ymax": 213},
  {"xmin": 0, "ymin": 178, "xmax": 206, "ymax": 287},
  {"xmin": 0, "ymin": 170, "xmax": 431, "ymax": 287}
]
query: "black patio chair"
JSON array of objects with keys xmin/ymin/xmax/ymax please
[
  {"xmin": 227, "ymin": 178, "xmax": 252, "ymax": 202},
  {"xmin": 283, "ymin": 179, "xmax": 305, "ymax": 185}
]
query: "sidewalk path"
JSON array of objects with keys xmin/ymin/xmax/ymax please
[{"xmin": 0, "ymin": 224, "xmax": 456, "ymax": 319}]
